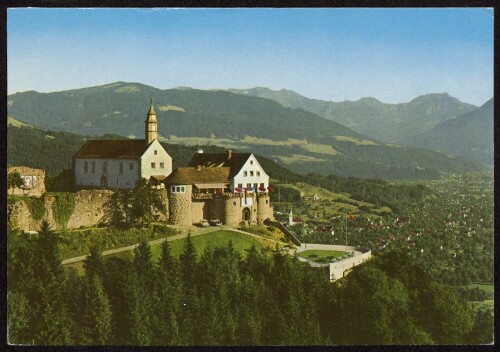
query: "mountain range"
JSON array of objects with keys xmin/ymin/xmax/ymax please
[
  {"xmin": 7, "ymin": 82, "xmax": 488, "ymax": 180},
  {"xmin": 227, "ymin": 87, "xmax": 493, "ymax": 164},
  {"xmin": 404, "ymin": 98, "xmax": 494, "ymax": 164},
  {"xmin": 226, "ymin": 87, "xmax": 481, "ymax": 143}
]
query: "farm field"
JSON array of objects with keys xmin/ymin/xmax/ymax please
[{"xmin": 272, "ymin": 181, "xmax": 391, "ymax": 223}]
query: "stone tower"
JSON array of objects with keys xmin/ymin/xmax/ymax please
[
  {"xmin": 257, "ymin": 193, "xmax": 271, "ymax": 224},
  {"xmin": 145, "ymin": 98, "xmax": 158, "ymax": 145},
  {"xmin": 168, "ymin": 185, "xmax": 193, "ymax": 226}
]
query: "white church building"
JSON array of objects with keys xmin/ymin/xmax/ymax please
[{"xmin": 73, "ymin": 100, "xmax": 172, "ymax": 190}]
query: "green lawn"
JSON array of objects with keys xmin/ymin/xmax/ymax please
[
  {"xmin": 470, "ymin": 300, "xmax": 494, "ymax": 312},
  {"xmin": 149, "ymin": 230, "xmax": 267, "ymax": 259},
  {"xmin": 466, "ymin": 283, "xmax": 494, "ymax": 296},
  {"xmin": 65, "ymin": 230, "xmax": 268, "ymax": 274},
  {"xmin": 297, "ymin": 249, "xmax": 347, "ymax": 263}
]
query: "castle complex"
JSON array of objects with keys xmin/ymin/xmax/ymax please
[{"xmin": 72, "ymin": 100, "xmax": 274, "ymax": 226}]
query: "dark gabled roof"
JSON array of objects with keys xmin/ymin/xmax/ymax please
[
  {"xmin": 73, "ymin": 139, "xmax": 149, "ymax": 159},
  {"xmin": 186, "ymin": 153, "xmax": 252, "ymax": 177},
  {"xmin": 165, "ymin": 167, "xmax": 231, "ymax": 185}
]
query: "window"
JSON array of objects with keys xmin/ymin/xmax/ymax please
[
  {"xmin": 260, "ymin": 183, "xmax": 264, "ymax": 188},
  {"xmin": 84, "ymin": 161, "xmax": 88, "ymax": 173},
  {"xmin": 151, "ymin": 162, "xmax": 156, "ymax": 169},
  {"xmin": 103, "ymin": 162, "xmax": 107, "ymax": 173},
  {"xmin": 250, "ymin": 171, "xmax": 254, "ymax": 177},
  {"xmin": 160, "ymin": 162, "xmax": 164, "ymax": 169},
  {"xmin": 253, "ymin": 183, "xmax": 258, "ymax": 189},
  {"xmin": 247, "ymin": 183, "xmax": 251, "ymax": 188},
  {"xmin": 266, "ymin": 200, "xmax": 269, "ymax": 204},
  {"xmin": 238, "ymin": 183, "xmax": 243, "ymax": 189},
  {"xmin": 154, "ymin": 150, "xmax": 158, "ymax": 155},
  {"xmin": 250, "ymin": 160, "xmax": 254, "ymax": 165},
  {"xmin": 119, "ymin": 162, "xmax": 124, "ymax": 174},
  {"xmin": 233, "ymin": 201, "xmax": 236, "ymax": 205},
  {"xmin": 91, "ymin": 162, "xmax": 96, "ymax": 173},
  {"xmin": 257, "ymin": 171, "xmax": 260, "ymax": 177},
  {"xmin": 171, "ymin": 185, "xmax": 186, "ymax": 193},
  {"xmin": 243, "ymin": 171, "xmax": 248, "ymax": 177},
  {"xmin": 129, "ymin": 163, "xmax": 133, "ymax": 170}
]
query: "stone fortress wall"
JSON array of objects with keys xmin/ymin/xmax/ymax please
[
  {"xmin": 8, "ymin": 189, "xmax": 169, "ymax": 232},
  {"xmin": 167, "ymin": 191, "xmax": 274, "ymax": 227}
]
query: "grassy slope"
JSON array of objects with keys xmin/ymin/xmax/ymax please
[{"xmin": 105, "ymin": 230, "xmax": 268, "ymax": 262}]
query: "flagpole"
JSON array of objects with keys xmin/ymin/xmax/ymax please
[{"xmin": 345, "ymin": 209, "xmax": 348, "ymax": 253}]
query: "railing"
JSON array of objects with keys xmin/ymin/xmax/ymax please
[
  {"xmin": 264, "ymin": 219, "xmax": 302, "ymax": 246},
  {"xmin": 191, "ymin": 191, "xmax": 270, "ymax": 200}
]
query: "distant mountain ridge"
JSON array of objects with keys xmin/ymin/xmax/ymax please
[
  {"xmin": 227, "ymin": 87, "xmax": 478, "ymax": 143},
  {"xmin": 7, "ymin": 82, "xmax": 487, "ymax": 180},
  {"xmin": 404, "ymin": 98, "xmax": 494, "ymax": 164}
]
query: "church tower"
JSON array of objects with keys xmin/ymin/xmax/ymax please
[{"xmin": 145, "ymin": 98, "xmax": 158, "ymax": 145}]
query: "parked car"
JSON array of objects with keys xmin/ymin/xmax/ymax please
[
  {"xmin": 209, "ymin": 219, "xmax": 222, "ymax": 226},
  {"xmin": 199, "ymin": 220, "xmax": 210, "ymax": 227}
]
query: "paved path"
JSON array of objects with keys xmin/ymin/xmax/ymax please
[
  {"xmin": 61, "ymin": 226, "xmax": 285, "ymax": 265},
  {"xmin": 62, "ymin": 226, "xmax": 221, "ymax": 265}
]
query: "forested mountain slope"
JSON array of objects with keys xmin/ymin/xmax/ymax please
[{"xmin": 8, "ymin": 82, "xmax": 487, "ymax": 179}]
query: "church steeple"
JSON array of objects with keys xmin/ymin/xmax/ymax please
[{"xmin": 145, "ymin": 98, "xmax": 158, "ymax": 145}]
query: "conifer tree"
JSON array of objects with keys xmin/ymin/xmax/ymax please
[
  {"xmin": 7, "ymin": 290, "xmax": 30, "ymax": 345},
  {"xmin": 36, "ymin": 220, "xmax": 63, "ymax": 284},
  {"xmin": 81, "ymin": 275, "xmax": 113, "ymax": 345},
  {"xmin": 83, "ymin": 244, "xmax": 105, "ymax": 281},
  {"xmin": 154, "ymin": 239, "xmax": 182, "ymax": 345}
]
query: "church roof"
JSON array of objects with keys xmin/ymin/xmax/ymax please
[
  {"xmin": 165, "ymin": 167, "xmax": 231, "ymax": 185},
  {"xmin": 186, "ymin": 152, "xmax": 252, "ymax": 178},
  {"xmin": 73, "ymin": 139, "xmax": 150, "ymax": 159}
]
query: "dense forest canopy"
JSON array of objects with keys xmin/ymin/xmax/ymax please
[{"xmin": 7, "ymin": 223, "xmax": 492, "ymax": 345}]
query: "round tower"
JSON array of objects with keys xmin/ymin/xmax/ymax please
[
  {"xmin": 145, "ymin": 98, "xmax": 158, "ymax": 145},
  {"xmin": 168, "ymin": 184, "xmax": 192, "ymax": 226},
  {"xmin": 257, "ymin": 193, "xmax": 271, "ymax": 224},
  {"xmin": 224, "ymin": 197, "xmax": 240, "ymax": 227}
]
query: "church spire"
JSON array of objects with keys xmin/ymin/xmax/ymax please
[
  {"xmin": 145, "ymin": 98, "xmax": 158, "ymax": 145},
  {"xmin": 147, "ymin": 98, "xmax": 156, "ymax": 116}
]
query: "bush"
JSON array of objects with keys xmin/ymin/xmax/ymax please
[
  {"xmin": 25, "ymin": 196, "xmax": 46, "ymax": 221},
  {"xmin": 50, "ymin": 192, "xmax": 76, "ymax": 228}
]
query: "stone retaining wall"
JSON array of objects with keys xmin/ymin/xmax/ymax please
[
  {"xmin": 297, "ymin": 243, "xmax": 372, "ymax": 282},
  {"xmin": 8, "ymin": 189, "xmax": 169, "ymax": 231}
]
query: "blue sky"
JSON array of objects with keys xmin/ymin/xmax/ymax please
[{"xmin": 8, "ymin": 8, "xmax": 493, "ymax": 105}]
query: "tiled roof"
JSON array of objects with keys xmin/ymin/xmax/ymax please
[
  {"xmin": 186, "ymin": 152, "xmax": 251, "ymax": 178},
  {"xmin": 73, "ymin": 139, "xmax": 149, "ymax": 159},
  {"xmin": 165, "ymin": 167, "xmax": 231, "ymax": 185}
]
